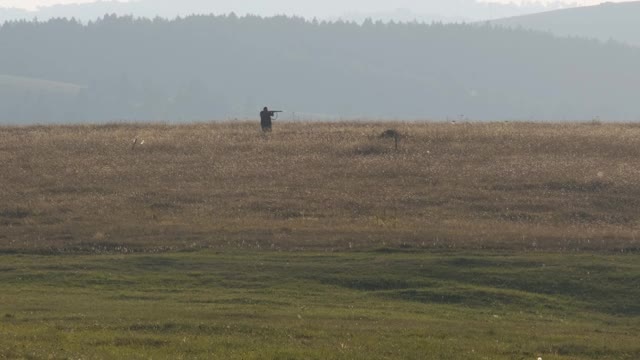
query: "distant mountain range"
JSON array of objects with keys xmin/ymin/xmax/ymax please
[
  {"xmin": 491, "ymin": 1, "xmax": 640, "ymax": 47},
  {"xmin": 335, "ymin": 2, "xmax": 569, "ymax": 23},
  {"xmin": 4, "ymin": 1, "xmax": 638, "ymax": 47},
  {"xmin": 0, "ymin": 0, "xmax": 568, "ymax": 24}
]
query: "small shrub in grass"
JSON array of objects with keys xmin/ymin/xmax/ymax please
[{"xmin": 380, "ymin": 129, "xmax": 402, "ymax": 150}]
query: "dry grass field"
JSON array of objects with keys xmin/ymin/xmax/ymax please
[
  {"xmin": 2, "ymin": 121, "xmax": 640, "ymax": 359},
  {"xmin": 1, "ymin": 121, "xmax": 640, "ymax": 253}
]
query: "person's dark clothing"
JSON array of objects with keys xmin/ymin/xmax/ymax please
[{"xmin": 260, "ymin": 110, "xmax": 273, "ymax": 131}]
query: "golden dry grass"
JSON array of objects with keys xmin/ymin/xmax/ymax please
[{"xmin": 1, "ymin": 121, "xmax": 639, "ymax": 253}]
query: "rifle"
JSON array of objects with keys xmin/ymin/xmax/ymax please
[{"xmin": 269, "ymin": 110, "xmax": 283, "ymax": 119}]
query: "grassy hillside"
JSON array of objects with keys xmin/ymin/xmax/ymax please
[
  {"xmin": 0, "ymin": 74, "xmax": 85, "ymax": 95},
  {"xmin": 1, "ymin": 121, "xmax": 639, "ymax": 253},
  {"xmin": 0, "ymin": 75, "xmax": 86, "ymax": 124},
  {"xmin": 491, "ymin": 1, "xmax": 640, "ymax": 47}
]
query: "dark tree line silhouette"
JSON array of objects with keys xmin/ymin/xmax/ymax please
[{"xmin": 1, "ymin": 14, "xmax": 639, "ymax": 123}]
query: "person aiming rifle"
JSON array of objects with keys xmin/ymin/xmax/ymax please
[{"xmin": 260, "ymin": 107, "xmax": 282, "ymax": 132}]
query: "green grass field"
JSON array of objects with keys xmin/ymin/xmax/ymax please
[
  {"xmin": 1, "ymin": 122, "xmax": 639, "ymax": 358},
  {"xmin": 1, "ymin": 251, "xmax": 638, "ymax": 359}
]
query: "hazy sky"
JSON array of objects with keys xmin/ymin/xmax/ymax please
[{"xmin": 1, "ymin": 0, "xmax": 634, "ymax": 11}]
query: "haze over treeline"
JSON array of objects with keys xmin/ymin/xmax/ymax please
[
  {"xmin": 0, "ymin": 0, "xmax": 573, "ymax": 23},
  {"xmin": 1, "ymin": 14, "xmax": 639, "ymax": 123}
]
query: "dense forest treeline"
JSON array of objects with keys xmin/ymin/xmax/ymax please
[
  {"xmin": 1, "ymin": 14, "xmax": 640, "ymax": 123},
  {"xmin": 0, "ymin": 0, "xmax": 570, "ymax": 24}
]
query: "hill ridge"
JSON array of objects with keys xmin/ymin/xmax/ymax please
[
  {"xmin": 1, "ymin": 15, "xmax": 640, "ymax": 123},
  {"xmin": 491, "ymin": 1, "xmax": 640, "ymax": 46}
]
